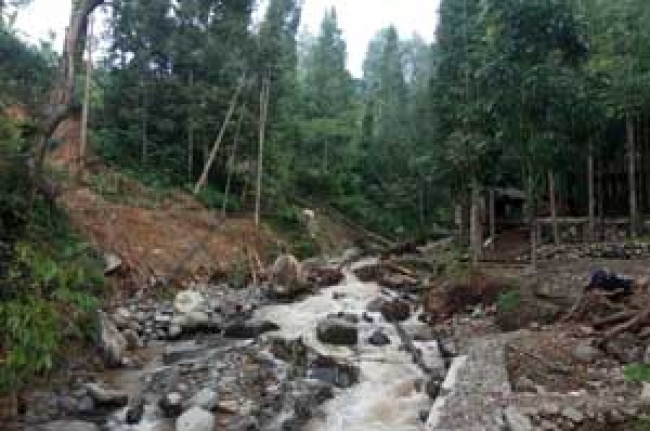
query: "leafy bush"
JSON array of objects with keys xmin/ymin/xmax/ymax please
[
  {"xmin": 196, "ymin": 186, "xmax": 243, "ymax": 212},
  {"xmin": 623, "ymin": 364, "xmax": 650, "ymax": 383},
  {"xmin": 0, "ymin": 203, "xmax": 104, "ymax": 393},
  {"xmin": 496, "ymin": 290, "xmax": 522, "ymax": 313}
]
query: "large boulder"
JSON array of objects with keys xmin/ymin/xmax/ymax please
[
  {"xmin": 176, "ymin": 406, "xmax": 214, "ymax": 431},
  {"xmin": 316, "ymin": 317, "xmax": 358, "ymax": 346},
  {"xmin": 98, "ymin": 311, "xmax": 127, "ymax": 368},
  {"xmin": 269, "ymin": 254, "xmax": 306, "ymax": 297}
]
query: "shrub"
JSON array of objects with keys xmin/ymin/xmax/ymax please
[
  {"xmin": 496, "ymin": 290, "xmax": 522, "ymax": 313},
  {"xmin": 623, "ymin": 364, "xmax": 650, "ymax": 383}
]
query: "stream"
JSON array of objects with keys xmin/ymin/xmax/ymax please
[{"xmin": 25, "ymin": 256, "xmax": 446, "ymax": 431}]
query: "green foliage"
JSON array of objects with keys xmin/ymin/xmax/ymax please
[
  {"xmin": 0, "ymin": 202, "xmax": 105, "ymax": 393},
  {"xmin": 496, "ymin": 290, "xmax": 521, "ymax": 313},
  {"xmin": 623, "ymin": 363, "xmax": 650, "ymax": 383},
  {"xmin": 196, "ymin": 186, "xmax": 242, "ymax": 212}
]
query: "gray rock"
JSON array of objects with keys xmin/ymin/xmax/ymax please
[
  {"xmin": 380, "ymin": 298, "xmax": 411, "ymax": 322},
  {"xmin": 174, "ymin": 290, "xmax": 208, "ymax": 314},
  {"xmin": 104, "ymin": 253, "xmax": 123, "ymax": 275},
  {"xmin": 168, "ymin": 324, "xmax": 183, "ymax": 339},
  {"xmin": 644, "ymin": 346, "xmax": 650, "ymax": 364},
  {"xmin": 541, "ymin": 402, "xmax": 560, "ymax": 416},
  {"xmin": 572, "ymin": 341, "xmax": 602, "ymax": 363},
  {"xmin": 504, "ymin": 406, "xmax": 533, "ymax": 431},
  {"xmin": 37, "ymin": 420, "xmax": 99, "ymax": 431},
  {"xmin": 163, "ymin": 342, "xmax": 211, "ymax": 365},
  {"xmin": 98, "ymin": 311, "xmax": 127, "ymax": 368},
  {"xmin": 112, "ymin": 307, "xmax": 132, "ymax": 329},
  {"xmin": 187, "ymin": 388, "xmax": 219, "ymax": 411},
  {"xmin": 561, "ymin": 406, "xmax": 584, "ymax": 423},
  {"xmin": 316, "ymin": 317, "xmax": 358, "ymax": 345},
  {"xmin": 159, "ymin": 392, "xmax": 184, "ymax": 418},
  {"xmin": 77, "ymin": 396, "xmax": 95, "ymax": 414},
  {"xmin": 366, "ymin": 297, "xmax": 387, "ymax": 312},
  {"xmin": 223, "ymin": 319, "xmax": 279, "ymax": 339},
  {"xmin": 122, "ymin": 328, "xmax": 142, "ymax": 350},
  {"xmin": 84, "ymin": 382, "xmax": 128, "ymax": 407},
  {"xmin": 125, "ymin": 396, "xmax": 145, "ymax": 425},
  {"xmin": 367, "ymin": 330, "xmax": 391, "ymax": 346},
  {"xmin": 176, "ymin": 406, "xmax": 214, "ymax": 431}
]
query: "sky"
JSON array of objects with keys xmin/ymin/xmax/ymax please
[{"xmin": 15, "ymin": 0, "xmax": 440, "ymax": 77}]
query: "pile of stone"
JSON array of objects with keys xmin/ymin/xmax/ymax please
[
  {"xmin": 518, "ymin": 242, "xmax": 650, "ymax": 262},
  {"xmin": 504, "ymin": 401, "xmax": 650, "ymax": 431}
]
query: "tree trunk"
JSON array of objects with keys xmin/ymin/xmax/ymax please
[
  {"xmin": 78, "ymin": 14, "xmax": 94, "ymax": 175},
  {"xmin": 187, "ymin": 71, "xmax": 194, "ymax": 183},
  {"xmin": 548, "ymin": 170, "xmax": 559, "ymax": 245},
  {"xmin": 222, "ymin": 107, "xmax": 245, "ymax": 217},
  {"xmin": 141, "ymin": 76, "xmax": 148, "ymax": 166},
  {"xmin": 588, "ymin": 141, "xmax": 595, "ymax": 241},
  {"xmin": 489, "ymin": 187, "xmax": 496, "ymax": 249},
  {"xmin": 527, "ymin": 170, "xmax": 537, "ymax": 270},
  {"xmin": 627, "ymin": 114, "xmax": 638, "ymax": 238},
  {"xmin": 33, "ymin": 0, "xmax": 105, "ymax": 176},
  {"xmin": 255, "ymin": 80, "xmax": 270, "ymax": 228},
  {"xmin": 469, "ymin": 178, "xmax": 482, "ymax": 265},
  {"xmin": 194, "ymin": 77, "xmax": 245, "ymax": 195}
]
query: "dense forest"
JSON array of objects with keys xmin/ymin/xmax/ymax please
[{"xmin": 4, "ymin": 0, "xmax": 650, "ymax": 398}]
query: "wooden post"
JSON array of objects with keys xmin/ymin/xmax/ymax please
[
  {"xmin": 194, "ymin": 77, "xmax": 246, "ymax": 195},
  {"xmin": 627, "ymin": 114, "xmax": 638, "ymax": 238},
  {"xmin": 255, "ymin": 79, "xmax": 270, "ymax": 228},
  {"xmin": 78, "ymin": 13, "xmax": 93, "ymax": 174},
  {"xmin": 588, "ymin": 141, "xmax": 595, "ymax": 241},
  {"xmin": 548, "ymin": 170, "xmax": 559, "ymax": 245}
]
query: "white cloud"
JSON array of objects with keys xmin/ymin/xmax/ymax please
[
  {"xmin": 301, "ymin": 0, "xmax": 440, "ymax": 77},
  {"xmin": 14, "ymin": 0, "xmax": 70, "ymax": 47}
]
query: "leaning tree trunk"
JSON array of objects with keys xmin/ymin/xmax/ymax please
[
  {"xmin": 627, "ymin": 114, "xmax": 638, "ymax": 238},
  {"xmin": 33, "ymin": 0, "xmax": 105, "ymax": 177}
]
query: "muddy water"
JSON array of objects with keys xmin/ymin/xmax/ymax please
[{"xmin": 257, "ymin": 260, "xmax": 441, "ymax": 430}]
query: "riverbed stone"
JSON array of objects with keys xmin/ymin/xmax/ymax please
[
  {"xmin": 368, "ymin": 329, "xmax": 391, "ymax": 346},
  {"xmin": 98, "ymin": 311, "xmax": 127, "ymax": 368},
  {"xmin": 84, "ymin": 383, "xmax": 128, "ymax": 407},
  {"xmin": 223, "ymin": 319, "xmax": 279, "ymax": 339},
  {"xmin": 37, "ymin": 420, "xmax": 99, "ymax": 431},
  {"xmin": 380, "ymin": 298, "xmax": 411, "ymax": 322},
  {"xmin": 174, "ymin": 290, "xmax": 208, "ymax": 314},
  {"xmin": 176, "ymin": 406, "xmax": 214, "ymax": 431},
  {"xmin": 561, "ymin": 406, "xmax": 584, "ymax": 423},
  {"xmin": 316, "ymin": 317, "xmax": 358, "ymax": 345},
  {"xmin": 159, "ymin": 392, "xmax": 184, "ymax": 418},
  {"xmin": 504, "ymin": 406, "xmax": 533, "ymax": 431},
  {"xmin": 187, "ymin": 388, "xmax": 219, "ymax": 411}
]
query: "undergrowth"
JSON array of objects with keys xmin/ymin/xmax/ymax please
[{"xmin": 0, "ymin": 199, "xmax": 105, "ymax": 393}]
